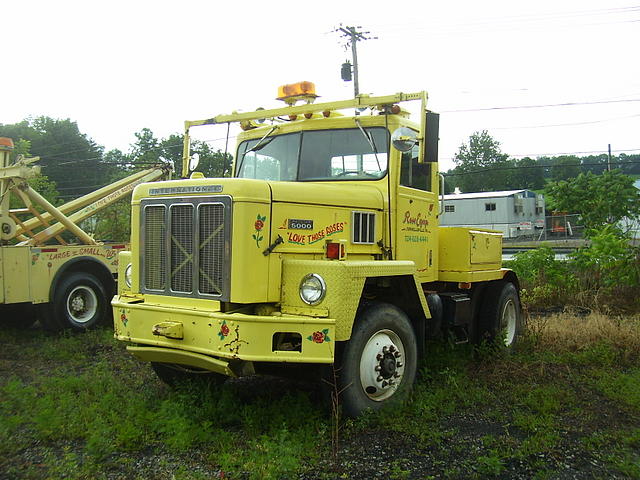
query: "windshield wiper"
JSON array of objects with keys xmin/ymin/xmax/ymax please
[
  {"xmin": 354, "ymin": 119, "xmax": 382, "ymax": 171},
  {"xmin": 236, "ymin": 125, "xmax": 279, "ymax": 175}
]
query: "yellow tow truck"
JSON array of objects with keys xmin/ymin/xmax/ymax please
[
  {"xmin": 112, "ymin": 83, "xmax": 521, "ymax": 416},
  {"xmin": 0, "ymin": 137, "xmax": 170, "ymax": 330}
]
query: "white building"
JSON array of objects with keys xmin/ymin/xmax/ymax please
[
  {"xmin": 619, "ymin": 179, "xmax": 640, "ymax": 239},
  {"xmin": 440, "ymin": 189, "xmax": 545, "ymax": 239}
]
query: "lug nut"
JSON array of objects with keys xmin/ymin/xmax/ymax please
[
  {"xmin": 382, "ymin": 381, "xmax": 388, "ymax": 388},
  {"xmin": 388, "ymin": 379, "xmax": 395, "ymax": 386},
  {"xmin": 376, "ymin": 375, "xmax": 383, "ymax": 382},
  {"xmin": 389, "ymin": 345, "xmax": 396, "ymax": 353},
  {"xmin": 375, "ymin": 365, "xmax": 382, "ymax": 372},
  {"xmin": 397, "ymin": 362, "xmax": 403, "ymax": 368},
  {"xmin": 382, "ymin": 346, "xmax": 388, "ymax": 354},
  {"xmin": 394, "ymin": 351, "xmax": 401, "ymax": 358},
  {"xmin": 393, "ymin": 372, "xmax": 400, "ymax": 378},
  {"xmin": 376, "ymin": 354, "xmax": 383, "ymax": 361}
]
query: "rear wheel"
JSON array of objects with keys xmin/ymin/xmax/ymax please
[
  {"xmin": 41, "ymin": 272, "xmax": 108, "ymax": 331},
  {"xmin": 337, "ymin": 303, "xmax": 418, "ymax": 418},
  {"xmin": 151, "ymin": 362, "xmax": 227, "ymax": 389},
  {"xmin": 478, "ymin": 281, "xmax": 522, "ymax": 350}
]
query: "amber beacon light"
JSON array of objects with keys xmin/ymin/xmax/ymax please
[{"xmin": 276, "ymin": 81, "xmax": 318, "ymax": 105}]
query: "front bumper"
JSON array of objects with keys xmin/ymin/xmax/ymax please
[{"xmin": 112, "ymin": 295, "xmax": 336, "ymax": 376}]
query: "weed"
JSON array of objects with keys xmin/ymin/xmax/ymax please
[
  {"xmin": 476, "ymin": 452, "xmax": 506, "ymax": 475},
  {"xmin": 593, "ymin": 367, "xmax": 640, "ymax": 411},
  {"xmin": 389, "ymin": 459, "xmax": 411, "ymax": 479}
]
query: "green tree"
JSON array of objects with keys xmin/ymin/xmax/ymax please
[
  {"xmin": 511, "ymin": 157, "xmax": 545, "ymax": 190},
  {"xmin": 453, "ymin": 130, "xmax": 514, "ymax": 192},
  {"xmin": 550, "ymin": 156, "xmax": 581, "ymax": 181},
  {"xmin": 0, "ymin": 117, "xmax": 108, "ymax": 199},
  {"xmin": 545, "ymin": 170, "xmax": 640, "ymax": 231}
]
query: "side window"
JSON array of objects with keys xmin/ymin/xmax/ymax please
[
  {"xmin": 444, "ymin": 205, "xmax": 455, "ymax": 213},
  {"xmin": 400, "ymin": 146, "xmax": 431, "ymax": 191},
  {"xmin": 485, "ymin": 203, "xmax": 496, "ymax": 211}
]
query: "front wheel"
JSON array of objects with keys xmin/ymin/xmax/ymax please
[
  {"xmin": 41, "ymin": 272, "xmax": 108, "ymax": 331},
  {"xmin": 337, "ymin": 303, "xmax": 418, "ymax": 418}
]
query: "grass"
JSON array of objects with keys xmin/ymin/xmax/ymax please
[{"xmin": 1, "ymin": 312, "xmax": 639, "ymax": 479}]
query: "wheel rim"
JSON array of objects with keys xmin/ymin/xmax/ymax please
[
  {"xmin": 66, "ymin": 286, "xmax": 98, "ymax": 324},
  {"xmin": 501, "ymin": 298, "xmax": 517, "ymax": 346},
  {"xmin": 359, "ymin": 329, "xmax": 406, "ymax": 401}
]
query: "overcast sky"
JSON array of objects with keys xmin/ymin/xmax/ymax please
[{"xmin": 3, "ymin": 0, "xmax": 639, "ymax": 170}]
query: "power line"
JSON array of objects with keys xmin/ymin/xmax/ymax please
[
  {"xmin": 369, "ymin": 6, "xmax": 640, "ymax": 39},
  {"xmin": 443, "ymin": 159, "xmax": 640, "ymax": 177},
  {"xmin": 441, "ymin": 98, "xmax": 640, "ymax": 113},
  {"xmin": 490, "ymin": 113, "xmax": 640, "ymax": 130}
]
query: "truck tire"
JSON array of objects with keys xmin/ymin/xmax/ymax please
[
  {"xmin": 41, "ymin": 272, "xmax": 108, "ymax": 331},
  {"xmin": 151, "ymin": 362, "xmax": 227, "ymax": 390},
  {"xmin": 337, "ymin": 303, "xmax": 417, "ymax": 418},
  {"xmin": 478, "ymin": 281, "xmax": 522, "ymax": 350}
]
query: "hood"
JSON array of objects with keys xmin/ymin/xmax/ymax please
[{"xmin": 268, "ymin": 181, "xmax": 385, "ymax": 210}]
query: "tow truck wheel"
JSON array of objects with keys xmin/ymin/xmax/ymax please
[
  {"xmin": 41, "ymin": 272, "xmax": 108, "ymax": 331},
  {"xmin": 337, "ymin": 303, "xmax": 417, "ymax": 418},
  {"xmin": 151, "ymin": 362, "xmax": 227, "ymax": 389},
  {"xmin": 478, "ymin": 281, "xmax": 522, "ymax": 350}
]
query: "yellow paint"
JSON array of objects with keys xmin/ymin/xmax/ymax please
[
  {"xmin": 152, "ymin": 321, "xmax": 184, "ymax": 339},
  {"xmin": 113, "ymin": 298, "xmax": 336, "ymax": 364},
  {"xmin": 114, "ymin": 90, "xmax": 512, "ymax": 375},
  {"xmin": 438, "ymin": 227, "xmax": 503, "ymax": 273},
  {"xmin": 1, "ymin": 143, "xmax": 168, "ymax": 309}
]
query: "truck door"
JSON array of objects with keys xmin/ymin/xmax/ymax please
[{"xmin": 394, "ymin": 146, "xmax": 439, "ymax": 282}]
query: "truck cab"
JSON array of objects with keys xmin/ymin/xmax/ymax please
[{"xmin": 113, "ymin": 83, "xmax": 521, "ymax": 417}]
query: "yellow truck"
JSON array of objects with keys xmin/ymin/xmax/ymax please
[
  {"xmin": 0, "ymin": 137, "xmax": 169, "ymax": 330},
  {"xmin": 112, "ymin": 83, "xmax": 522, "ymax": 416}
]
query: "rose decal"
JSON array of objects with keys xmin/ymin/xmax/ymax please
[
  {"xmin": 252, "ymin": 214, "xmax": 267, "ymax": 248},
  {"xmin": 307, "ymin": 328, "xmax": 331, "ymax": 343},
  {"xmin": 218, "ymin": 320, "xmax": 230, "ymax": 340},
  {"xmin": 120, "ymin": 311, "xmax": 128, "ymax": 327}
]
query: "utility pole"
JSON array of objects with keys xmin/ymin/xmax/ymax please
[
  {"xmin": 607, "ymin": 144, "xmax": 612, "ymax": 171},
  {"xmin": 336, "ymin": 25, "xmax": 377, "ymax": 99}
]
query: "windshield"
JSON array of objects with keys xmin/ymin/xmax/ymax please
[{"xmin": 236, "ymin": 127, "xmax": 388, "ymax": 181}]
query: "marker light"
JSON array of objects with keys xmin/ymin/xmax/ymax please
[
  {"xmin": 326, "ymin": 241, "xmax": 346, "ymax": 260},
  {"xmin": 277, "ymin": 81, "xmax": 318, "ymax": 105},
  {"xmin": 299, "ymin": 273, "xmax": 326, "ymax": 305}
]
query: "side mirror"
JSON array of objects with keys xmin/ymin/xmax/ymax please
[
  {"xmin": 189, "ymin": 153, "xmax": 200, "ymax": 171},
  {"xmin": 422, "ymin": 112, "xmax": 439, "ymax": 163},
  {"xmin": 391, "ymin": 127, "xmax": 417, "ymax": 152}
]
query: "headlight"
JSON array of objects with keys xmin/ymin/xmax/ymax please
[
  {"xmin": 299, "ymin": 273, "xmax": 326, "ymax": 305},
  {"xmin": 124, "ymin": 263, "xmax": 133, "ymax": 288}
]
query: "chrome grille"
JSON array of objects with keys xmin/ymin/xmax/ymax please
[
  {"xmin": 170, "ymin": 205, "xmax": 194, "ymax": 292},
  {"xmin": 140, "ymin": 196, "xmax": 232, "ymax": 300},
  {"xmin": 199, "ymin": 204, "xmax": 225, "ymax": 295},
  {"xmin": 143, "ymin": 205, "xmax": 166, "ymax": 290}
]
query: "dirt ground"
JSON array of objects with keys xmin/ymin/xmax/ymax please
[{"xmin": 1, "ymin": 319, "xmax": 639, "ymax": 480}]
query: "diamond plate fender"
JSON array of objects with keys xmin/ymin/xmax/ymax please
[{"xmin": 281, "ymin": 259, "xmax": 431, "ymax": 341}]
